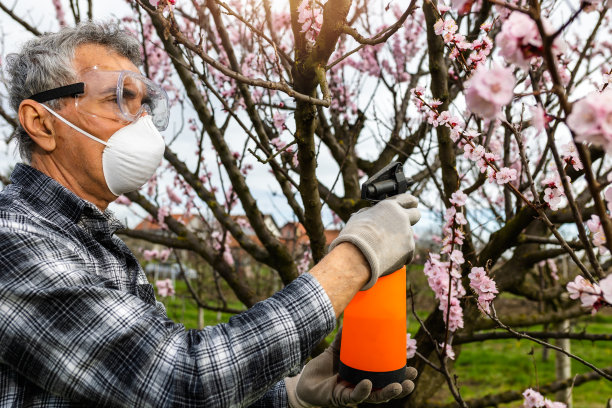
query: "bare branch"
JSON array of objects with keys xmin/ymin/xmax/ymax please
[
  {"xmin": 455, "ymin": 330, "xmax": 612, "ymax": 345},
  {"xmin": 432, "ymin": 366, "xmax": 612, "ymax": 408},
  {"xmin": 0, "ymin": 2, "xmax": 42, "ymax": 36}
]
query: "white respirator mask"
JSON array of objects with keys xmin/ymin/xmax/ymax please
[{"xmin": 42, "ymin": 105, "xmax": 165, "ymax": 196}]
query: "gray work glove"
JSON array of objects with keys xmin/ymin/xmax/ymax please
[
  {"xmin": 285, "ymin": 330, "xmax": 417, "ymax": 407},
  {"xmin": 329, "ymin": 193, "xmax": 420, "ymax": 290}
]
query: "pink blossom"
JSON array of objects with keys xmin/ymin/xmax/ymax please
[
  {"xmin": 496, "ymin": 12, "xmax": 564, "ymax": 69},
  {"xmin": 566, "ymin": 275, "xmax": 601, "ymax": 308},
  {"xmin": 438, "ymin": 4, "xmax": 451, "ymax": 14},
  {"xmin": 424, "ymin": 255, "xmax": 465, "ymax": 332},
  {"xmin": 560, "ymin": 142, "xmax": 583, "ymax": 171},
  {"xmin": 450, "ymin": 190, "xmax": 467, "ymax": 206},
  {"xmin": 273, "ymin": 111, "xmax": 286, "ymax": 131},
  {"xmin": 157, "ymin": 206, "xmax": 170, "ymax": 229},
  {"xmin": 480, "ymin": 21, "xmax": 493, "ymax": 32},
  {"xmin": 52, "ymin": 0, "xmax": 67, "ymax": 27},
  {"xmin": 599, "ymin": 274, "xmax": 612, "ymax": 304},
  {"xmin": 297, "ymin": 249, "xmax": 313, "ymax": 275},
  {"xmin": 166, "ymin": 186, "xmax": 183, "ymax": 205},
  {"xmin": 406, "ymin": 334, "xmax": 417, "ymax": 359},
  {"xmin": 297, "ymin": 0, "xmax": 324, "ymax": 42},
  {"xmin": 439, "ymin": 342, "xmax": 456, "ymax": 360},
  {"xmin": 464, "ymin": 143, "xmax": 486, "ymax": 162},
  {"xmin": 531, "ymin": 105, "xmax": 546, "ymax": 133},
  {"xmin": 465, "ymin": 64, "xmax": 515, "ymax": 120},
  {"xmin": 522, "ymin": 388, "xmax": 545, "ymax": 408},
  {"xmin": 223, "ymin": 248, "xmax": 235, "ymax": 266},
  {"xmin": 159, "ymin": 248, "xmax": 171, "ymax": 262},
  {"xmin": 605, "ymin": 187, "xmax": 612, "ymax": 214},
  {"xmin": 114, "ymin": 195, "xmax": 132, "ymax": 205},
  {"xmin": 450, "ymin": 249, "xmax": 465, "ymax": 265},
  {"xmin": 468, "ymin": 267, "xmax": 487, "ymax": 284},
  {"xmin": 538, "ymin": 259, "xmax": 559, "ymax": 281},
  {"xmin": 143, "ymin": 249, "xmax": 159, "ymax": 261},
  {"xmin": 270, "ymin": 137, "xmax": 287, "ymax": 150},
  {"xmin": 469, "ymin": 267, "xmax": 498, "ymax": 313},
  {"xmin": 567, "ymin": 89, "xmax": 612, "ymax": 152},
  {"xmin": 495, "ymin": 167, "xmax": 518, "ymax": 185},
  {"xmin": 586, "ymin": 214, "xmax": 607, "ymax": 253},
  {"xmin": 544, "ymin": 187, "xmax": 563, "ymax": 210},
  {"xmin": 156, "ymin": 278, "xmax": 175, "ymax": 297},
  {"xmin": 451, "ymin": 0, "xmax": 473, "ymax": 15},
  {"xmin": 544, "ymin": 400, "xmax": 566, "ymax": 408},
  {"xmin": 434, "ymin": 19, "xmax": 445, "ymax": 36}
]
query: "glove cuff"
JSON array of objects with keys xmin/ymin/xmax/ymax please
[
  {"xmin": 284, "ymin": 375, "xmax": 312, "ymax": 408},
  {"xmin": 329, "ymin": 235, "xmax": 379, "ymax": 290}
]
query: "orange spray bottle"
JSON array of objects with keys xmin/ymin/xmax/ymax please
[{"xmin": 339, "ymin": 162, "xmax": 414, "ymax": 388}]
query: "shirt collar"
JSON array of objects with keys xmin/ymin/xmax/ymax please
[{"xmin": 10, "ymin": 163, "xmax": 124, "ymax": 234}]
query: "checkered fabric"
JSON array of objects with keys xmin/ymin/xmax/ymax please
[{"xmin": 0, "ymin": 164, "xmax": 335, "ymax": 407}]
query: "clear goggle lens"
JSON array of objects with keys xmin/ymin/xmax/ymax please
[{"xmin": 74, "ymin": 68, "xmax": 169, "ymax": 131}]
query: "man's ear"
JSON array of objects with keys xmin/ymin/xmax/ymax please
[{"xmin": 18, "ymin": 100, "xmax": 57, "ymax": 152}]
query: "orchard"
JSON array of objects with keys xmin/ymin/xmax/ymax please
[{"xmin": 1, "ymin": 0, "xmax": 612, "ymax": 406}]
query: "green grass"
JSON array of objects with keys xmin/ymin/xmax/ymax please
[
  {"xmin": 424, "ymin": 316, "xmax": 612, "ymax": 407},
  {"xmin": 153, "ymin": 276, "xmax": 612, "ymax": 406}
]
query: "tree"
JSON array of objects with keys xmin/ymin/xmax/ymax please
[{"xmin": 1, "ymin": 0, "xmax": 612, "ymax": 406}]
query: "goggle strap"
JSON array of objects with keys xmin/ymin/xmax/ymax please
[
  {"xmin": 28, "ymin": 83, "xmax": 85, "ymax": 103},
  {"xmin": 40, "ymin": 104, "xmax": 108, "ymax": 146}
]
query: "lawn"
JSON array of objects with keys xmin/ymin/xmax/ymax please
[{"xmin": 153, "ymin": 277, "xmax": 612, "ymax": 406}]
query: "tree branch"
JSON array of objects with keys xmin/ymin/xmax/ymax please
[
  {"xmin": 0, "ymin": 1, "xmax": 42, "ymax": 36},
  {"xmin": 432, "ymin": 366, "xmax": 612, "ymax": 408}
]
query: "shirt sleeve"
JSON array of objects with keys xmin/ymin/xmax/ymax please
[
  {"xmin": 0, "ymin": 225, "xmax": 335, "ymax": 407},
  {"xmin": 247, "ymin": 380, "xmax": 288, "ymax": 408}
]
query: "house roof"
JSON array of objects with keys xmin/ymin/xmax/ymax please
[{"xmin": 134, "ymin": 213, "xmax": 198, "ymax": 231}]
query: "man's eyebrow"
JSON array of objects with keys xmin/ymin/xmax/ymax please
[{"xmin": 99, "ymin": 86, "xmax": 118, "ymax": 96}]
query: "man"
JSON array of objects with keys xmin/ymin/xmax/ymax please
[{"xmin": 0, "ymin": 22, "xmax": 420, "ymax": 407}]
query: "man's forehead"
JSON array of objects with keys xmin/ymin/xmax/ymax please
[{"xmin": 73, "ymin": 43, "xmax": 140, "ymax": 77}]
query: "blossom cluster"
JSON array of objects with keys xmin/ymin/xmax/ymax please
[
  {"xmin": 468, "ymin": 267, "xmax": 498, "ymax": 313},
  {"xmin": 412, "ymin": 88, "xmax": 518, "ymax": 186},
  {"xmin": 296, "ymin": 249, "xmax": 313, "ymax": 275},
  {"xmin": 566, "ymin": 274, "xmax": 612, "ymax": 312},
  {"xmin": 423, "ymin": 190, "xmax": 469, "ymax": 333},
  {"xmin": 522, "ymin": 388, "xmax": 566, "ymax": 408},
  {"xmin": 52, "ymin": 0, "xmax": 67, "ymax": 27},
  {"xmin": 433, "ymin": 7, "xmax": 493, "ymax": 71},
  {"xmin": 297, "ymin": 0, "xmax": 324, "ymax": 43},
  {"xmin": 541, "ymin": 174, "xmax": 566, "ymax": 211},
  {"xmin": 406, "ymin": 333, "xmax": 417, "ymax": 359},
  {"xmin": 211, "ymin": 230, "xmax": 235, "ymax": 266},
  {"xmin": 560, "ymin": 142, "xmax": 583, "ymax": 171},
  {"xmin": 143, "ymin": 248, "xmax": 172, "ymax": 262},
  {"xmin": 155, "ymin": 278, "xmax": 175, "ymax": 298}
]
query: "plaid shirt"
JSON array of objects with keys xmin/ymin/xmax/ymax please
[{"xmin": 0, "ymin": 164, "xmax": 335, "ymax": 407}]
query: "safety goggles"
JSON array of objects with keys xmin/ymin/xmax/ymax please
[{"xmin": 28, "ymin": 67, "xmax": 169, "ymax": 131}]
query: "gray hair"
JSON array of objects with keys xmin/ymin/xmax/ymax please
[{"xmin": 4, "ymin": 21, "xmax": 142, "ymax": 163}]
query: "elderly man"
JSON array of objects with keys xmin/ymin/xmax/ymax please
[{"xmin": 0, "ymin": 22, "xmax": 420, "ymax": 407}]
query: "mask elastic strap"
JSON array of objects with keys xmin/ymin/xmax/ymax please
[{"xmin": 40, "ymin": 104, "xmax": 108, "ymax": 146}]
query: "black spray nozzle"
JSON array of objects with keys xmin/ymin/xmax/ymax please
[{"xmin": 361, "ymin": 162, "xmax": 414, "ymax": 203}]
